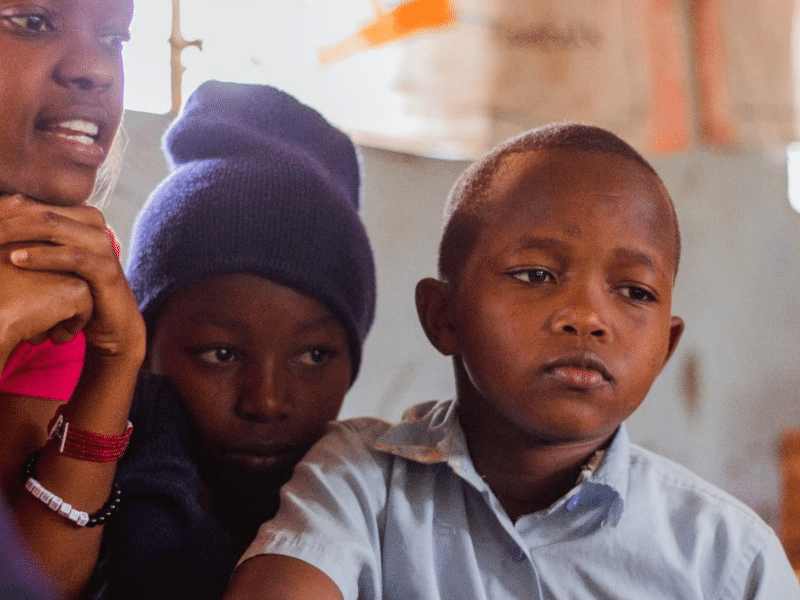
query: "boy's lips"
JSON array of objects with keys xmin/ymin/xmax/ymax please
[
  {"xmin": 223, "ymin": 442, "xmax": 297, "ymax": 473},
  {"xmin": 543, "ymin": 353, "xmax": 613, "ymax": 388}
]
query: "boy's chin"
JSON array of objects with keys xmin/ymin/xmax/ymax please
[
  {"xmin": 207, "ymin": 456, "xmax": 294, "ymax": 492},
  {"xmin": 505, "ymin": 409, "xmax": 628, "ymax": 447}
]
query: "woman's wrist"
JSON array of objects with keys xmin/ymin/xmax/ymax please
[
  {"xmin": 0, "ymin": 320, "xmax": 25, "ymax": 367},
  {"xmin": 82, "ymin": 330, "xmax": 146, "ymax": 374}
]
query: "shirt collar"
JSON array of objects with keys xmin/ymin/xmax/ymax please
[
  {"xmin": 372, "ymin": 400, "xmax": 630, "ymax": 526},
  {"xmin": 562, "ymin": 424, "xmax": 630, "ymax": 526},
  {"xmin": 372, "ymin": 400, "xmax": 458, "ymax": 464}
]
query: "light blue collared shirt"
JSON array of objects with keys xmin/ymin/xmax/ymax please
[{"xmin": 241, "ymin": 400, "xmax": 800, "ymax": 599}]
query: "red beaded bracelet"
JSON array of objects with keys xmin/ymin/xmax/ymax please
[{"xmin": 47, "ymin": 407, "xmax": 133, "ymax": 463}]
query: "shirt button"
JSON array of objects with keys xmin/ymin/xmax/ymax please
[{"xmin": 566, "ymin": 494, "xmax": 580, "ymax": 511}]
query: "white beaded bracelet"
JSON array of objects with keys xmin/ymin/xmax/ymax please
[
  {"xmin": 21, "ymin": 449, "xmax": 122, "ymax": 528},
  {"xmin": 25, "ymin": 477, "xmax": 90, "ymax": 526}
]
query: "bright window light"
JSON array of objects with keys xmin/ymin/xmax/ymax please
[
  {"xmin": 122, "ymin": 0, "xmax": 428, "ymax": 146},
  {"xmin": 122, "ymin": 0, "xmax": 172, "ymax": 114}
]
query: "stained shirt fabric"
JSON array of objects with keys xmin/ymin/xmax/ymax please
[{"xmin": 241, "ymin": 400, "xmax": 800, "ymax": 600}]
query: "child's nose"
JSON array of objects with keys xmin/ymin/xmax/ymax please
[
  {"xmin": 234, "ymin": 362, "xmax": 292, "ymax": 423},
  {"xmin": 550, "ymin": 291, "xmax": 610, "ymax": 339},
  {"xmin": 52, "ymin": 35, "xmax": 116, "ymax": 93},
  {"xmin": 553, "ymin": 309, "xmax": 608, "ymax": 338}
]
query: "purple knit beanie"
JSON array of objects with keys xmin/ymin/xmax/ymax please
[{"xmin": 126, "ymin": 80, "xmax": 376, "ymax": 382}]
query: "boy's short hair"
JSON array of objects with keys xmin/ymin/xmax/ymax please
[{"xmin": 438, "ymin": 122, "xmax": 681, "ymax": 283}]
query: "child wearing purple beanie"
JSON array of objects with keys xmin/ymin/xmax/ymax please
[{"xmin": 87, "ymin": 80, "xmax": 376, "ymax": 600}]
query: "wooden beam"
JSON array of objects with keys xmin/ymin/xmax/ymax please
[{"xmin": 168, "ymin": 0, "xmax": 203, "ymax": 115}]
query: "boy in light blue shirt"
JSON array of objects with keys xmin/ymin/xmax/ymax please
[{"xmin": 225, "ymin": 123, "xmax": 800, "ymax": 599}]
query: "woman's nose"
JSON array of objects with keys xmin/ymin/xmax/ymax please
[{"xmin": 52, "ymin": 34, "xmax": 118, "ymax": 93}]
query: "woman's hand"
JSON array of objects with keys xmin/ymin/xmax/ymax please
[
  {"xmin": 0, "ymin": 194, "xmax": 145, "ymax": 365},
  {"xmin": 0, "ymin": 198, "xmax": 93, "ymax": 360},
  {"xmin": 0, "ymin": 194, "xmax": 146, "ymax": 598}
]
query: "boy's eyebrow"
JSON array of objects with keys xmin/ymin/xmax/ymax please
[
  {"xmin": 186, "ymin": 312, "xmax": 245, "ymax": 330},
  {"xmin": 612, "ymin": 247, "xmax": 662, "ymax": 271},
  {"xmin": 188, "ymin": 312, "xmax": 342, "ymax": 333},
  {"xmin": 505, "ymin": 238, "xmax": 666, "ymax": 273},
  {"xmin": 506, "ymin": 236, "xmax": 570, "ymax": 254},
  {"xmin": 294, "ymin": 314, "xmax": 343, "ymax": 334}
]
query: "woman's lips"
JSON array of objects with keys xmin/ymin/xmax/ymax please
[{"xmin": 35, "ymin": 118, "xmax": 106, "ymax": 168}]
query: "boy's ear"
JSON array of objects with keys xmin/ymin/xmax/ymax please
[
  {"xmin": 415, "ymin": 277, "xmax": 458, "ymax": 356},
  {"xmin": 664, "ymin": 316, "xmax": 685, "ymax": 364}
]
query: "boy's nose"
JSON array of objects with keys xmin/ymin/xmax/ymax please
[
  {"xmin": 549, "ymin": 282, "xmax": 612, "ymax": 339},
  {"xmin": 551, "ymin": 301, "xmax": 610, "ymax": 339},
  {"xmin": 52, "ymin": 36, "xmax": 116, "ymax": 93},
  {"xmin": 234, "ymin": 363, "xmax": 293, "ymax": 423},
  {"xmin": 553, "ymin": 310, "xmax": 607, "ymax": 337}
]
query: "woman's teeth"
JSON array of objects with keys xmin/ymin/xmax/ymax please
[{"xmin": 54, "ymin": 120, "xmax": 99, "ymax": 145}]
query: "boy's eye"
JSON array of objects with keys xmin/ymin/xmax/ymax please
[
  {"xmin": 195, "ymin": 346, "xmax": 239, "ymax": 365},
  {"xmin": 296, "ymin": 347, "xmax": 335, "ymax": 368},
  {"xmin": 619, "ymin": 286, "xmax": 656, "ymax": 303},
  {"xmin": 511, "ymin": 268, "xmax": 554, "ymax": 284},
  {"xmin": 3, "ymin": 13, "xmax": 54, "ymax": 34}
]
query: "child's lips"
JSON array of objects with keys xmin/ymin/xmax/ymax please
[
  {"xmin": 543, "ymin": 353, "xmax": 613, "ymax": 389},
  {"xmin": 224, "ymin": 443, "xmax": 296, "ymax": 473},
  {"xmin": 548, "ymin": 365, "xmax": 607, "ymax": 387}
]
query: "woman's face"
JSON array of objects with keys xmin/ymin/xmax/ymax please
[
  {"xmin": 147, "ymin": 274, "xmax": 353, "ymax": 490},
  {"xmin": 0, "ymin": 0, "xmax": 132, "ymax": 206}
]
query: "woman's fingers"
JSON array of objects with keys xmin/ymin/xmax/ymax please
[
  {"xmin": 10, "ymin": 243, "xmax": 120, "ymax": 285},
  {"xmin": 0, "ymin": 203, "xmax": 109, "ymax": 252},
  {"xmin": 0, "ymin": 262, "xmax": 93, "ymax": 346},
  {"xmin": 0, "ymin": 195, "xmax": 145, "ymax": 361}
]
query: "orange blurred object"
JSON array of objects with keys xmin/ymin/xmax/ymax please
[{"xmin": 320, "ymin": 0, "xmax": 455, "ymax": 65}]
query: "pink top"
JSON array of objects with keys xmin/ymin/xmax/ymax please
[
  {"xmin": 0, "ymin": 229, "xmax": 116, "ymax": 402},
  {"xmin": 0, "ymin": 334, "xmax": 86, "ymax": 402}
]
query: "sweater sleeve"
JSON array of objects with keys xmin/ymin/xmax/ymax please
[{"xmin": 88, "ymin": 371, "xmax": 238, "ymax": 600}]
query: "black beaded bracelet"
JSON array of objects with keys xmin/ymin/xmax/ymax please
[{"xmin": 21, "ymin": 449, "xmax": 122, "ymax": 528}]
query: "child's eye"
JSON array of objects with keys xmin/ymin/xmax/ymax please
[
  {"xmin": 2, "ymin": 12, "xmax": 54, "ymax": 34},
  {"xmin": 619, "ymin": 286, "xmax": 656, "ymax": 303},
  {"xmin": 194, "ymin": 346, "xmax": 240, "ymax": 365},
  {"xmin": 511, "ymin": 268, "xmax": 554, "ymax": 284},
  {"xmin": 296, "ymin": 347, "xmax": 335, "ymax": 368}
]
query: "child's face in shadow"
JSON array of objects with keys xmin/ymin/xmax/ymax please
[
  {"xmin": 426, "ymin": 148, "xmax": 683, "ymax": 448},
  {"xmin": 147, "ymin": 273, "xmax": 352, "ymax": 489},
  {"xmin": 0, "ymin": 0, "xmax": 131, "ymax": 205}
]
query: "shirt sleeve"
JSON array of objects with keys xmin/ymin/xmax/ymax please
[
  {"xmin": 239, "ymin": 420, "xmax": 391, "ymax": 600},
  {"xmin": 0, "ymin": 334, "xmax": 86, "ymax": 402},
  {"xmin": 720, "ymin": 527, "xmax": 800, "ymax": 600}
]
